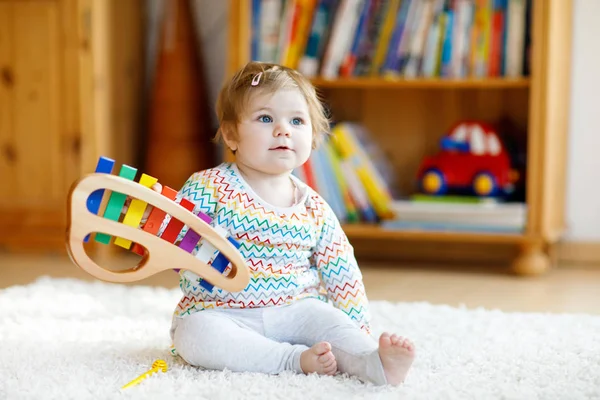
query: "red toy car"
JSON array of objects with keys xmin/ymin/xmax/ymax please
[{"xmin": 416, "ymin": 121, "xmax": 520, "ymax": 197}]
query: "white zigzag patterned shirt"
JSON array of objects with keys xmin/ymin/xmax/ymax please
[{"xmin": 170, "ymin": 162, "xmax": 372, "ymax": 333}]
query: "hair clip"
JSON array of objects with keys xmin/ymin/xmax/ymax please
[{"xmin": 251, "ymin": 72, "xmax": 263, "ymax": 86}]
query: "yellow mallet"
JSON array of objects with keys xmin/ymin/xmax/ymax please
[{"xmin": 121, "ymin": 359, "xmax": 168, "ymax": 390}]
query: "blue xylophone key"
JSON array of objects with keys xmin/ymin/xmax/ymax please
[
  {"xmin": 84, "ymin": 156, "xmax": 115, "ymax": 242},
  {"xmin": 199, "ymin": 237, "xmax": 242, "ymax": 292}
]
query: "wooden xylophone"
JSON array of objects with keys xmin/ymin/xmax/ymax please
[{"xmin": 66, "ymin": 156, "xmax": 250, "ymax": 292}]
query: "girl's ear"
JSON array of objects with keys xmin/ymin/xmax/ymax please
[{"xmin": 220, "ymin": 123, "xmax": 238, "ymax": 152}]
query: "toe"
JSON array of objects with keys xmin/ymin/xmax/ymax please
[
  {"xmin": 379, "ymin": 332, "xmax": 392, "ymax": 347},
  {"xmin": 325, "ymin": 365, "xmax": 337, "ymax": 375},
  {"xmin": 323, "ymin": 358, "xmax": 336, "ymax": 369},
  {"xmin": 318, "ymin": 351, "xmax": 334, "ymax": 363},
  {"xmin": 324, "ymin": 360, "xmax": 337, "ymax": 374}
]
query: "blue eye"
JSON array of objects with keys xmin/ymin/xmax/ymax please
[
  {"xmin": 258, "ymin": 115, "xmax": 272, "ymax": 123},
  {"xmin": 291, "ymin": 117, "xmax": 303, "ymax": 126}
]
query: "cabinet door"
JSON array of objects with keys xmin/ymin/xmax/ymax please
[{"xmin": 0, "ymin": 1, "xmax": 72, "ymax": 251}]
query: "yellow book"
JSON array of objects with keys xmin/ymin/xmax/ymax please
[
  {"xmin": 331, "ymin": 124, "xmax": 395, "ymax": 219},
  {"xmin": 370, "ymin": 0, "xmax": 401, "ymax": 76},
  {"xmin": 470, "ymin": 0, "xmax": 491, "ymax": 77}
]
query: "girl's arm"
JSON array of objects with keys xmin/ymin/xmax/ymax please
[
  {"xmin": 156, "ymin": 170, "xmax": 221, "ymax": 290},
  {"xmin": 312, "ymin": 197, "xmax": 372, "ymax": 334},
  {"xmin": 156, "ymin": 170, "xmax": 220, "ymax": 242}
]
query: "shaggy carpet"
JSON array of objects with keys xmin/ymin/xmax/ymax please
[{"xmin": 0, "ymin": 277, "xmax": 599, "ymax": 400}]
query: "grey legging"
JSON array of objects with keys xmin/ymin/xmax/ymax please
[{"xmin": 171, "ymin": 298, "xmax": 387, "ymax": 385}]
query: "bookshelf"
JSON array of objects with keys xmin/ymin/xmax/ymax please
[{"xmin": 226, "ymin": 0, "xmax": 572, "ymax": 275}]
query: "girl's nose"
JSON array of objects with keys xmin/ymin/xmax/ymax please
[{"xmin": 274, "ymin": 124, "xmax": 291, "ymax": 137}]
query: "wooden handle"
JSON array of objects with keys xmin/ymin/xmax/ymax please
[{"xmin": 66, "ymin": 173, "xmax": 250, "ymax": 292}]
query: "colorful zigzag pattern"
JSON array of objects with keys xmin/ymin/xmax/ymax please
[{"xmin": 167, "ymin": 163, "xmax": 372, "ymax": 333}]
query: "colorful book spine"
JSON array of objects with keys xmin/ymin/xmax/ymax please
[
  {"xmin": 369, "ymin": 0, "xmax": 400, "ymax": 75},
  {"xmin": 340, "ymin": 0, "xmax": 372, "ymax": 77},
  {"xmin": 353, "ymin": 0, "xmax": 387, "ymax": 76},
  {"xmin": 331, "ymin": 123, "xmax": 395, "ymax": 219},
  {"xmin": 298, "ymin": 0, "xmax": 340, "ymax": 77},
  {"xmin": 251, "ymin": 0, "xmax": 530, "ymax": 78},
  {"xmin": 321, "ymin": 0, "xmax": 365, "ymax": 79},
  {"xmin": 251, "ymin": 0, "xmax": 262, "ymax": 60},
  {"xmin": 381, "ymin": 0, "xmax": 414, "ymax": 75},
  {"xmin": 439, "ymin": 3, "xmax": 455, "ymax": 77},
  {"xmin": 323, "ymin": 140, "xmax": 359, "ymax": 222},
  {"xmin": 258, "ymin": 0, "xmax": 283, "ymax": 63},
  {"xmin": 315, "ymin": 144, "xmax": 347, "ymax": 221}
]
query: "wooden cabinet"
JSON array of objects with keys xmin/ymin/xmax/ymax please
[
  {"xmin": 0, "ymin": 0, "xmax": 144, "ymax": 252},
  {"xmin": 226, "ymin": 0, "xmax": 573, "ymax": 275}
]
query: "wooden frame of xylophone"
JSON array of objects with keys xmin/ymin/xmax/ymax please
[{"xmin": 66, "ymin": 156, "xmax": 250, "ymax": 292}]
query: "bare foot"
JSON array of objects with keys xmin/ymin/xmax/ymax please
[
  {"xmin": 300, "ymin": 342, "xmax": 337, "ymax": 376},
  {"xmin": 378, "ymin": 332, "xmax": 415, "ymax": 385}
]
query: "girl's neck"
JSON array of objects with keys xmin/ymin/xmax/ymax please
[{"xmin": 235, "ymin": 162, "xmax": 296, "ymax": 208}]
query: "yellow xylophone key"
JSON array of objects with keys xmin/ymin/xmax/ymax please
[{"xmin": 114, "ymin": 173, "xmax": 158, "ymax": 249}]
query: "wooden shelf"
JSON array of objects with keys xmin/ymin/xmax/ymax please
[
  {"xmin": 342, "ymin": 224, "xmax": 528, "ymax": 244},
  {"xmin": 311, "ymin": 77, "xmax": 531, "ymax": 89},
  {"xmin": 227, "ymin": 0, "xmax": 573, "ymax": 275}
]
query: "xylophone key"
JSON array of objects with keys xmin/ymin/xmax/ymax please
[
  {"xmin": 113, "ymin": 173, "xmax": 158, "ymax": 249},
  {"xmin": 184, "ymin": 224, "xmax": 242, "ymax": 292},
  {"xmin": 180, "ymin": 225, "xmax": 227, "ymax": 286},
  {"xmin": 172, "ymin": 211, "xmax": 212, "ymax": 274},
  {"xmin": 95, "ymin": 164, "xmax": 138, "ymax": 244},
  {"xmin": 193, "ymin": 225, "xmax": 228, "ymax": 265},
  {"xmin": 159, "ymin": 198, "xmax": 195, "ymax": 243},
  {"xmin": 199, "ymin": 236, "xmax": 242, "ymax": 291},
  {"xmin": 84, "ymin": 156, "xmax": 115, "ymax": 242},
  {"xmin": 178, "ymin": 212, "xmax": 212, "ymax": 253},
  {"xmin": 130, "ymin": 186, "xmax": 178, "ymax": 256}
]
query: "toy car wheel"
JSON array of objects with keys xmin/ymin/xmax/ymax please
[
  {"xmin": 472, "ymin": 172, "xmax": 498, "ymax": 197},
  {"xmin": 420, "ymin": 169, "xmax": 447, "ymax": 195}
]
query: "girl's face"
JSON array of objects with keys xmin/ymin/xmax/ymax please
[{"xmin": 226, "ymin": 87, "xmax": 313, "ymax": 176}]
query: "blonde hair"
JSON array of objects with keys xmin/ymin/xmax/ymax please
[{"xmin": 215, "ymin": 61, "xmax": 330, "ymax": 148}]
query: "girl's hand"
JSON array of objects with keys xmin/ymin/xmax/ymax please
[{"xmin": 150, "ymin": 182, "xmax": 163, "ymax": 194}]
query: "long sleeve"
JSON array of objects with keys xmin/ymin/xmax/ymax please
[
  {"xmin": 155, "ymin": 169, "xmax": 221, "ymax": 291},
  {"xmin": 311, "ymin": 197, "xmax": 372, "ymax": 334},
  {"xmin": 157, "ymin": 169, "xmax": 220, "ymax": 241}
]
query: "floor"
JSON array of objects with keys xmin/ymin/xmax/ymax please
[{"xmin": 1, "ymin": 251, "xmax": 599, "ymax": 315}]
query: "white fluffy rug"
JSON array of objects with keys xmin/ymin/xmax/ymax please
[{"xmin": 1, "ymin": 277, "xmax": 599, "ymax": 400}]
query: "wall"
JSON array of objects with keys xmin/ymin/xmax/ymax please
[
  {"xmin": 146, "ymin": 0, "xmax": 228, "ymax": 129},
  {"xmin": 565, "ymin": 0, "xmax": 600, "ymax": 241}
]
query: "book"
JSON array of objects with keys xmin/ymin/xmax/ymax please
[
  {"xmin": 388, "ymin": 198, "xmax": 526, "ymax": 229},
  {"xmin": 249, "ymin": 0, "xmax": 531, "ymax": 78}
]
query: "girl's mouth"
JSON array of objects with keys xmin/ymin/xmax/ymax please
[{"xmin": 270, "ymin": 146, "xmax": 293, "ymax": 151}]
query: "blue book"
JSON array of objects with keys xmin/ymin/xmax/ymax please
[
  {"xmin": 440, "ymin": 7, "xmax": 454, "ymax": 77},
  {"xmin": 382, "ymin": 0, "xmax": 412, "ymax": 74},
  {"xmin": 251, "ymin": 0, "xmax": 261, "ymax": 61}
]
